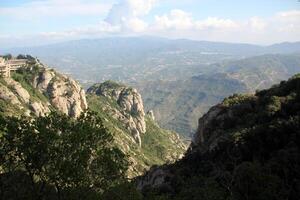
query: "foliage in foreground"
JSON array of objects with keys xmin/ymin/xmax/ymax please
[
  {"xmin": 108, "ymin": 74, "xmax": 300, "ymax": 200},
  {"xmin": 0, "ymin": 111, "xmax": 129, "ymax": 199}
]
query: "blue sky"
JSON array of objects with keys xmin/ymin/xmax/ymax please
[{"xmin": 0, "ymin": 0, "xmax": 299, "ymax": 48}]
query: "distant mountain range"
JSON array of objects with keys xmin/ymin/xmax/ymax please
[
  {"xmin": 135, "ymin": 53, "xmax": 300, "ymax": 136},
  {"xmin": 3, "ymin": 37, "xmax": 300, "ymax": 84},
  {"xmin": 3, "ymin": 37, "xmax": 300, "ymax": 136}
]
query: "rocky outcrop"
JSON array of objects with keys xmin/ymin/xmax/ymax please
[
  {"xmin": 191, "ymin": 105, "xmax": 225, "ymax": 148},
  {"xmin": 0, "ymin": 62, "xmax": 87, "ymax": 118},
  {"xmin": 135, "ymin": 96, "xmax": 257, "ymax": 191},
  {"xmin": 0, "ymin": 77, "xmax": 50, "ymax": 116},
  {"xmin": 136, "ymin": 167, "xmax": 173, "ymax": 191},
  {"xmin": 135, "ymin": 100, "xmax": 256, "ymax": 192},
  {"xmin": 135, "ymin": 75, "xmax": 300, "ymax": 199},
  {"xmin": 87, "ymin": 81, "xmax": 146, "ymax": 146},
  {"xmin": 5, "ymin": 78, "xmax": 30, "ymax": 104},
  {"xmin": 147, "ymin": 110, "xmax": 155, "ymax": 121},
  {"xmin": 0, "ymin": 83, "xmax": 22, "ymax": 106},
  {"xmin": 29, "ymin": 101, "xmax": 50, "ymax": 117},
  {"xmin": 33, "ymin": 69, "xmax": 88, "ymax": 118},
  {"xmin": 191, "ymin": 95, "xmax": 255, "ymax": 152}
]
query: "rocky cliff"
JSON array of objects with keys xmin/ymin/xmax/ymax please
[
  {"xmin": 33, "ymin": 68, "xmax": 88, "ymax": 117},
  {"xmin": 135, "ymin": 74, "xmax": 300, "ymax": 199},
  {"xmin": 0, "ymin": 60, "xmax": 87, "ymax": 117},
  {"xmin": 87, "ymin": 81, "xmax": 146, "ymax": 146},
  {"xmin": 86, "ymin": 81, "xmax": 187, "ymax": 177},
  {"xmin": 191, "ymin": 94, "xmax": 255, "ymax": 151}
]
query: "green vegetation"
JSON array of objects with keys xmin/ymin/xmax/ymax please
[
  {"xmin": 0, "ymin": 99, "xmax": 25, "ymax": 116},
  {"xmin": 0, "ymin": 57, "xmax": 186, "ymax": 199},
  {"xmin": 88, "ymin": 80, "xmax": 126, "ymax": 95},
  {"xmin": 87, "ymin": 93, "xmax": 186, "ymax": 177},
  {"xmin": 0, "ymin": 111, "xmax": 128, "ymax": 199},
  {"xmin": 222, "ymin": 93, "xmax": 254, "ymax": 107},
  {"xmin": 1, "ymin": 54, "xmax": 12, "ymax": 60},
  {"xmin": 137, "ymin": 74, "xmax": 248, "ymax": 136},
  {"xmin": 101, "ymin": 80, "xmax": 126, "ymax": 89},
  {"xmin": 112, "ymin": 74, "xmax": 300, "ymax": 200},
  {"xmin": 141, "ymin": 117, "xmax": 186, "ymax": 164},
  {"xmin": 11, "ymin": 69, "xmax": 49, "ymax": 103},
  {"xmin": 135, "ymin": 54, "xmax": 300, "ymax": 137}
]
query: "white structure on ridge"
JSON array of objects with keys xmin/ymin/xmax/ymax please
[{"xmin": 0, "ymin": 57, "xmax": 28, "ymax": 78}]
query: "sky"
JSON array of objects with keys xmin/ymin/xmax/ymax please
[{"xmin": 0, "ymin": 0, "xmax": 300, "ymax": 48}]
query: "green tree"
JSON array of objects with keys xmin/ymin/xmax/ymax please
[{"xmin": 0, "ymin": 111, "xmax": 129, "ymax": 199}]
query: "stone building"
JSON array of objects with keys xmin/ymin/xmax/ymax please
[{"xmin": 0, "ymin": 57, "xmax": 28, "ymax": 78}]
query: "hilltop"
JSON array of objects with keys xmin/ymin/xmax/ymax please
[
  {"xmin": 86, "ymin": 80, "xmax": 187, "ymax": 177},
  {"xmin": 0, "ymin": 57, "xmax": 186, "ymax": 178}
]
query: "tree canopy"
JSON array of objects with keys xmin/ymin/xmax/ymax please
[{"xmin": 0, "ymin": 111, "xmax": 129, "ymax": 199}]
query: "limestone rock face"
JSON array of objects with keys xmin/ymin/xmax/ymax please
[
  {"xmin": 135, "ymin": 103, "xmax": 252, "ymax": 192},
  {"xmin": 191, "ymin": 100, "xmax": 254, "ymax": 152},
  {"xmin": 34, "ymin": 70, "xmax": 55, "ymax": 91},
  {"xmin": 5, "ymin": 78, "xmax": 30, "ymax": 104},
  {"xmin": 87, "ymin": 81, "xmax": 146, "ymax": 146},
  {"xmin": 29, "ymin": 101, "xmax": 50, "ymax": 117},
  {"xmin": 0, "ymin": 77, "xmax": 50, "ymax": 116},
  {"xmin": 147, "ymin": 110, "xmax": 155, "ymax": 121},
  {"xmin": 191, "ymin": 105, "xmax": 225, "ymax": 148},
  {"xmin": 34, "ymin": 69, "xmax": 88, "ymax": 118},
  {"xmin": 0, "ymin": 83, "xmax": 22, "ymax": 106},
  {"xmin": 0, "ymin": 64, "xmax": 87, "ymax": 118}
]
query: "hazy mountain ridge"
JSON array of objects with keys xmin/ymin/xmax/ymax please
[
  {"xmin": 135, "ymin": 53, "xmax": 300, "ymax": 136},
  {"xmin": 135, "ymin": 73, "xmax": 248, "ymax": 136},
  {"xmin": 5, "ymin": 37, "xmax": 300, "ymax": 85},
  {"xmin": 4, "ymin": 38, "xmax": 300, "ymax": 137}
]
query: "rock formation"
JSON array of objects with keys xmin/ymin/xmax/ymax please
[
  {"xmin": 87, "ymin": 81, "xmax": 146, "ymax": 146},
  {"xmin": 0, "ymin": 63, "xmax": 87, "ymax": 118},
  {"xmin": 147, "ymin": 110, "xmax": 155, "ymax": 121},
  {"xmin": 135, "ymin": 75, "xmax": 300, "ymax": 199},
  {"xmin": 33, "ymin": 69, "xmax": 88, "ymax": 118}
]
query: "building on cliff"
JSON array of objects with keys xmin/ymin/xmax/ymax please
[{"xmin": 0, "ymin": 57, "xmax": 28, "ymax": 78}]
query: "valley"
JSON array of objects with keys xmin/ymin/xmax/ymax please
[
  {"xmin": 6, "ymin": 37, "xmax": 300, "ymax": 137},
  {"xmin": 1, "ymin": 39, "xmax": 300, "ymax": 198},
  {"xmin": 2, "ymin": 0, "xmax": 300, "ymax": 199}
]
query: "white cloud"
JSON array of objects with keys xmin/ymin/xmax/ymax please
[
  {"xmin": 149, "ymin": 9, "xmax": 300, "ymax": 44},
  {"xmin": 127, "ymin": 0, "xmax": 157, "ymax": 16},
  {"xmin": 277, "ymin": 10, "xmax": 300, "ymax": 22},
  {"xmin": 275, "ymin": 10, "xmax": 300, "ymax": 33},
  {"xmin": 248, "ymin": 17, "xmax": 266, "ymax": 31},
  {"xmin": 124, "ymin": 18, "xmax": 148, "ymax": 32},
  {"xmin": 105, "ymin": 0, "xmax": 158, "ymax": 32},
  {"xmin": 1, "ymin": 0, "xmax": 299, "ymax": 47},
  {"xmin": 153, "ymin": 10, "xmax": 238, "ymax": 33},
  {"xmin": 196, "ymin": 17, "xmax": 238, "ymax": 30},
  {"xmin": 154, "ymin": 10, "xmax": 194, "ymax": 30}
]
